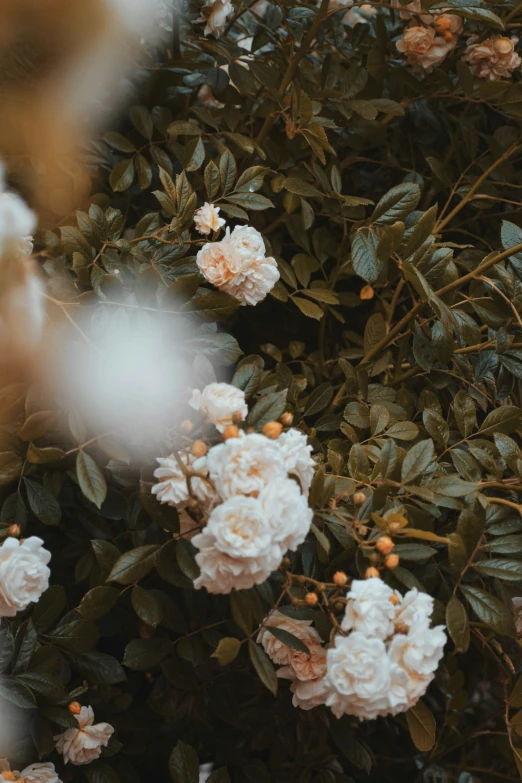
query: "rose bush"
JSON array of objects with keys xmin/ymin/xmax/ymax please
[{"xmin": 4, "ymin": 0, "xmax": 522, "ymax": 779}]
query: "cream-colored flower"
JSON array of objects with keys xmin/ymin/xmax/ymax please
[
  {"xmin": 290, "ymin": 676, "xmax": 331, "ymax": 710},
  {"xmin": 152, "ymin": 451, "xmax": 212, "ymax": 506},
  {"xmin": 394, "ymin": 588, "xmax": 433, "ymax": 631},
  {"xmin": 205, "ymin": 495, "xmax": 273, "ymax": 558},
  {"xmin": 199, "ymin": 0, "xmax": 234, "ymax": 36},
  {"xmin": 19, "ymin": 762, "xmax": 62, "ymax": 783},
  {"xmin": 206, "ymin": 432, "xmax": 285, "ymax": 499},
  {"xmin": 396, "ymin": 23, "xmax": 459, "ymax": 72},
  {"xmin": 341, "ymin": 577, "xmax": 397, "ymax": 641},
  {"xmin": 223, "ymin": 256, "xmax": 280, "ymax": 305},
  {"xmin": 193, "ymin": 528, "xmax": 279, "ymax": 593},
  {"xmin": 189, "ymin": 382, "xmax": 247, "ymax": 433},
  {"xmin": 387, "ymin": 625, "xmax": 446, "ymax": 705},
  {"xmin": 259, "ymin": 478, "xmax": 313, "ymax": 554},
  {"xmin": 54, "ymin": 706, "xmax": 114, "ymax": 765},
  {"xmin": 343, "ymin": 3, "xmax": 377, "ymax": 26},
  {"xmin": 462, "ymin": 35, "xmax": 521, "ymax": 80},
  {"xmin": 194, "ymin": 203, "xmax": 226, "ymax": 236},
  {"xmin": 277, "ymin": 428, "xmax": 315, "ymax": 495},
  {"xmin": 325, "ymin": 632, "xmax": 391, "ymax": 719},
  {"xmin": 229, "ymin": 225, "xmax": 266, "ymax": 261},
  {"xmin": 196, "ymin": 234, "xmax": 244, "ymax": 288},
  {"xmin": 513, "ymin": 597, "xmax": 522, "ymax": 635},
  {"xmin": 257, "ymin": 610, "xmax": 325, "ymax": 672},
  {"xmin": 0, "ymin": 537, "xmax": 51, "ymax": 618}
]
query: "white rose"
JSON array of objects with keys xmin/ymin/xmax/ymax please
[
  {"xmin": 388, "ymin": 625, "xmax": 446, "ymax": 680},
  {"xmin": 223, "ymin": 256, "xmax": 280, "ymax": 306},
  {"xmin": 196, "ymin": 234, "xmax": 244, "ymax": 288},
  {"xmin": 54, "ymin": 706, "xmax": 114, "ymax": 765},
  {"xmin": 201, "ymin": 0, "xmax": 234, "ymax": 37},
  {"xmin": 206, "ymin": 432, "xmax": 285, "ymax": 499},
  {"xmin": 259, "ymin": 478, "xmax": 313, "ymax": 553},
  {"xmin": 513, "ymin": 597, "xmax": 522, "ymax": 635},
  {"xmin": 229, "ymin": 225, "xmax": 266, "ymax": 261},
  {"xmin": 205, "ymin": 495, "xmax": 272, "ymax": 558},
  {"xmin": 325, "ymin": 632, "xmax": 391, "ymax": 720},
  {"xmin": 290, "ymin": 675, "xmax": 331, "ymax": 710},
  {"xmin": 0, "ymin": 537, "xmax": 51, "ymax": 618},
  {"xmin": 277, "ymin": 429, "xmax": 315, "ymax": 495},
  {"xmin": 19, "ymin": 762, "xmax": 62, "ymax": 783},
  {"xmin": 394, "ymin": 588, "xmax": 433, "ymax": 631},
  {"xmin": 257, "ymin": 610, "xmax": 325, "ymax": 675},
  {"xmin": 194, "ymin": 203, "xmax": 226, "ymax": 236},
  {"xmin": 341, "ymin": 577, "xmax": 397, "ymax": 641},
  {"xmin": 193, "ymin": 528, "xmax": 279, "ymax": 593},
  {"xmin": 152, "ymin": 451, "xmax": 212, "ymax": 506},
  {"xmin": 189, "ymin": 382, "xmax": 248, "ymax": 433}
]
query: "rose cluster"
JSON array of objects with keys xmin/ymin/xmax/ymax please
[
  {"xmin": 194, "ymin": 205, "xmax": 280, "ymax": 306},
  {"xmin": 0, "ymin": 759, "xmax": 61, "ymax": 783},
  {"xmin": 259, "ymin": 577, "xmax": 446, "ymax": 720},
  {"xmin": 152, "ymin": 382, "xmax": 315, "ymax": 593}
]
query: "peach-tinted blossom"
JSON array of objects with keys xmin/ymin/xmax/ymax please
[{"xmin": 462, "ymin": 35, "xmax": 521, "ymax": 81}]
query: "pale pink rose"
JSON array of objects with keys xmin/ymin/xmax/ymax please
[
  {"xmin": 194, "ymin": 203, "xmax": 226, "ymax": 236},
  {"xmin": 290, "ymin": 675, "xmax": 331, "ymax": 710},
  {"xmin": 193, "ymin": 528, "xmax": 279, "ymax": 593},
  {"xmin": 258, "ymin": 610, "xmax": 326, "ymax": 680},
  {"xmin": 19, "ymin": 762, "xmax": 62, "ymax": 783},
  {"xmin": 196, "ymin": 234, "xmax": 244, "ymax": 288},
  {"xmin": 222, "ymin": 256, "xmax": 280, "ymax": 305},
  {"xmin": 0, "ymin": 537, "xmax": 51, "ymax": 618},
  {"xmin": 54, "ymin": 706, "xmax": 114, "ymax": 765},
  {"xmin": 396, "ymin": 19, "xmax": 460, "ymax": 72},
  {"xmin": 462, "ymin": 35, "xmax": 521, "ymax": 80}
]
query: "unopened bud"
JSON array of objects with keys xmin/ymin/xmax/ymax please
[
  {"xmin": 305, "ymin": 592, "xmax": 318, "ymax": 606},
  {"xmin": 354, "ymin": 491, "xmax": 366, "ymax": 506},
  {"xmin": 262, "ymin": 421, "xmax": 283, "ymax": 440},
  {"xmin": 442, "ymin": 30, "xmax": 453, "ymax": 41},
  {"xmin": 232, "ymin": 410, "xmax": 244, "ymax": 424},
  {"xmin": 395, "ymin": 620, "xmax": 408, "ymax": 634},
  {"xmin": 370, "ymin": 552, "xmax": 380, "ymax": 565},
  {"xmin": 388, "ymin": 521, "xmax": 402, "ymax": 534},
  {"xmin": 434, "ymin": 15, "xmax": 451, "ymax": 31},
  {"xmin": 2, "ymin": 773, "xmax": 16, "ymax": 781},
  {"xmin": 191, "ymin": 440, "xmax": 208, "ymax": 458},
  {"xmin": 181, "ymin": 419, "xmax": 193, "ymax": 433},
  {"xmin": 333, "ymin": 571, "xmax": 348, "ymax": 586},
  {"xmin": 376, "ymin": 536, "xmax": 394, "ymax": 555},
  {"xmin": 494, "ymin": 36, "xmax": 513, "ymax": 54},
  {"xmin": 385, "ymin": 553, "xmax": 400, "ymax": 570},
  {"xmin": 223, "ymin": 425, "xmax": 240, "ymax": 440},
  {"xmin": 389, "ymin": 594, "xmax": 400, "ymax": 606},
  {"xmin": 280, "ymin": 412, "xmax": 294, "ymax": 427},
  {"xmin": 281, "ymin": 557, "xmax": 291, "ymax": 569},
  {"xmin": 68, "ymin": 701, "xmax": 82, "ymax": 715},
  {"xmin": 365, "ymin": 567, "xmax": 380, "ymax": 579},
  {"xmin": 358, "ymin": 524, "xmax": 368, "ymax": 537},
  {"xmin": 7, "ymin": 524, "xmax": 20, "ymax": 537},
  {"xmin": 360, "ymin": 285, "xmax": 374, "ymax": 301}
]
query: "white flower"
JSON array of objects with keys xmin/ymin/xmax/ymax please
[
  {"xmin": 229, "ymin": 225, "xmax": 266, "ymax": 261},
  {"xmin": 205, "ymin": 495, "xmax": 273, "ymax": 558},
  {"xmin": 189, "ymin": 382, "xmax": 247, "ymax": 433},
  {"xmin": 206, "ymin": 432, "xmax": 285, "ymax": 499},
  {"xmin": 152, "ymin": 451, "xmax": 212, "ymax": 506},
  {"xmin": 54, "ymin": 706, "xmax": 114, "ymax": 765},
  {"xmin": 259, "ymin": 478, "xmax": 313, "ymax": 553},
  {"xmin": 19, "ymin": 762, "xmax": 62, "ymax": 783},
  {"xmin": 513, "ymin": 597, "xmax": 522, "ymax": 635},
  {"xmin": 0, "ymin": 537, "xmax": 51, "ymax": 618},
  {"xmin": 257, "ymin": 611, "xmax": 326, "ymax": 679},
  {"xmin": 325, "ymin": 632, "xmax": 391, "ymax": 720},
  {"xmin": 0, "ymin": 191, "xmax": 37, "ymax": 260},
  {"xmin": 341, "ymin": 577, "xmax": 397, "ymax": 641},
  {"xmin": 396, "ymin": 22, "xmax": 460, "ymax": 72},
  {"xmin": 394, "ymin": 588, "xmax": 433, "ymax": 631},
  {"xmin": 343, "ymin": 3, "xmax": 377, "ymax": 26},
  {"xmin": 290, "ymin": 676, "xmax": 331, "ymax": 710},
  {"xmin": 388, "ymin": 625, "xmax": 447, "ymax": 681},
  {"xmin": 196, "ymin": 232, "xmax": 244, "ymax": 288},
  {"xmin": 193, "ymin": 528, "xmax": 279, "ymax": 593},
  {"xmin": 194, "ymin": 203, "xmax": 226, "ymax": 236},
  {"xmin": 199, "ymin": 0, "xmax": 234, "ymax": 37},
  {"xmin": 223, "ymin": 257, "xmax": 280, "ymax": 306},
  {"xmin": 277, "ymin": 429, "xmax": 315, "ymax": 495}
]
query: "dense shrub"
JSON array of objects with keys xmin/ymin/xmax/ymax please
[{"xmin": 4, "ymin": 0, "xmax": 522, "ymax": 781}]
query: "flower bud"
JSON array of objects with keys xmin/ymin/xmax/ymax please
[
  {"xmin": 333, "ymin": 571, "xmax": 348, "ymax": 586},
  {"xmin": 68, "ymin": 701, "xmax": 82, "ymax": 715},
  {"xmin": 365, "ymin": 567, "xmax": 380, "ymax": 579},
  {"xmin": 223, "ymin": 425, "xmax": 240, "ymax": 439},
  {"xmin": 181, "ymin": 419, "xmax": 193, "ymax": 433},
  {"xmin": 434, "ymin": 15, "xmax": 451, "ymax": 31},
  {"xmin": 442, "ymin": 30, "xmax": 453, "ymax": 41},
  {"xmin": 358, "ymin": 524, "xmax": 368, "ymax": 537},
  {"xmin": 360, "ymin": 285, "xmax": 374, "ymax": 300},
  {"xmin": 7, "ymin": 524, "xmax": 20, "ymax": 537},
  {"xmin": 232, "ymin": 410, "xmax": 244, "ymax": 424},
  {"xmin": 2, "ymin": 772, "xmax": 16, "ymax": 781},
  {"xmin": 280, "ymin": 411, "xmax": 294, "ymax": 427},
  {"xmin": 376, "ymin": 536, "xmax": 394, "ymax": 555},
  {"xmin": 191, "ymin": 440, "xmax": 208, "ymax": 458},
  {"xmin": 354, "ymin": 491, "xmax": 366, "ymax": 506},
  {"xmin": 493, "ymin": 36, "xmax": 513, "ymax": 54},
  {"xmin": 305, "ymin": 592, "xmax": 318, "ymax": 606},
  {"xmin": 389, "ymin": 594, "xmax": 400, "ymax": 606},
  {"xmin": 281, "ymin": 557, "xmax": 291, "ymax": 569},
  {"xmin": 385, "ymin": 553, "xmax": 400, "ymax": 569},
  {"xmin": 262, "ymin": 421, "xmax": 283, "ymax": 439},
  {"xmin": 388, "ymin": 521, "xmax": 402, "ymax": 534}
]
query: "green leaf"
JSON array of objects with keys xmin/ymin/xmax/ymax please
[
  {"xmin": 77, "ymin": 451, "xmax": 107, "ymax": 509},
  {"xmin": 19, "ymin": 411, "xmax": 57, "ymax": 441},
  {"xmin": 79, "ymin": 586, "xmax": 120, "ymax": 620},
  {"xmin": 351, "ymin": 227, "xmax": 381, "ymax": 283},
  {"xmin": 446, "ymin": 596, "xmax": 470, "ymax": 653},
  {"xmin": 24, "ymin": 478, "xmax": 61, "ymax": 526},
  {"xmin": 219, "ymin": 150, "xmax": 237, "ymax": 195},
  {"xmin": 247, "ymin": 390, "xmax": 287, "ymax": 430},
  {"xmin": 0, "ymin": 452, "xmax": 23, "ymax": 485},
  {"xmin": 0, "ymin": 677, "xmax": 36, "ymax": 708},
  {"xmin": 401, "ymin": 439, "xmax": 435, "ymax": 484},
  {"xmin": 107, "ymin": 545, "xmax": 160, "ymax": 585},
  {"xmin": 248, "ymin": 640, "xmax": 278, "ymax": 695},
  {"xmin": 131, "ymin": 585, "xmax": 163, "ymax": 627},
  {"xmin": 122, "ymin": 638, "xmax": 171, "ymax": 670},
  {"xmin": 211, "ymin": 637, "xmax": 241, "ymax": 665},
  {"xmin": 478, "ymin": 406, "xmax": 522, "ymax": 437},
  {"xmin": 461, "ymin": 585, "xmax": 515, "ymax": 636},
  {"xmin": 454, "ymin": 391, "xmax": 476, "ymax": 438},
  {"xmin": 207, "ymin": 770, "xmax": 231, "ymax": 783},
  {"xmin": 169, "ymin": 742, "xmax": 199, "ymax": 783},
  {"xmin": 68, "ymin": 652, "xmax": 126, "ymax": 685},
  {"xmin": 293, "ymin": 296, "xmax": 324, "ymax": 319},
  {"xmin": 473, "ymin": 558, "xmax": 522, "ymax": 581},
  {"xmin": 109, "ymin": 158, "xmax": 135, "ymax": 192},
  {"xmin": 406, "ymin": 701, "xmax": 436, "ymax": 752},
  {"xmin": 303, "ymin": 383, "xmax": 333, "ymax": 417},
  {"xmin": 283, "ymin": 177, "xmax": 323, "ymax": 198},
  {"xmin": 45, "ymin": 618, "xmax": 99, "ymax": 652},
  {"xmin": 372, "ymin": 183, "xmax": 420, "ymax": 226},
  {"xmin": 32, "ymin": 585, "xmax": 66, "ymax": 630},
  {"xmin": 265, "ymin": 626, "xmax": 310, "ymax": 655}
]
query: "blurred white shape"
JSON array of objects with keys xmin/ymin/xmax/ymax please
[
  {"xmin": 199, "ymin": 763, "xmax": 214, "ymax": 782},
  {"xmin": 53, "ymin": 306, "xmax": 192, "ymax": 449}
]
